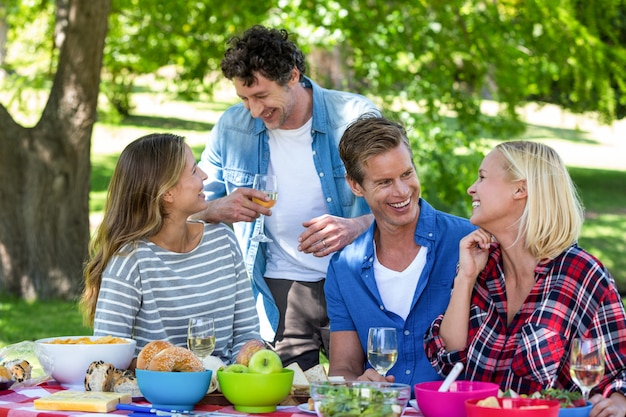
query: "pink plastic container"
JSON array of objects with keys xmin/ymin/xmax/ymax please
[{"xmin": 414, "ymin": 380, "xmax": 500, "ymax": 417}]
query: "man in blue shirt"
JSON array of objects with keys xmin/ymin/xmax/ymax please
[
  {"xmin": 326, "ymin": 115, "xmax": 475, "ymax": 387},
  {"xmin": 197, "ymin": 25, "xmax": 378, "ymax": 369}
]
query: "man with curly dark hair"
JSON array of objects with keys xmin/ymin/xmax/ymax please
[{"xmin": 197, "ymin": 25, "xmax": 379, "ymax": 369}]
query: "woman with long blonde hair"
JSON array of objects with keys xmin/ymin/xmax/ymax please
[{"xmin": 426, "ymin": 141, "xmax": 626, "ymax": 417}]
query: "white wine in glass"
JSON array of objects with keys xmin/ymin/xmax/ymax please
[
  {"xmin": 251, "ymin": 174, "xmax": 278, "ymax": 243},
  {"xmin": 367, "ymin": 327, "xmax": 398, "ymax": 377},
  {"xmin": 187, "ymin": 316, "xmax": 216, "ymax": 360},
  {"xmin": 570, "ymin": 337, "xmax": 605, "ymax": 401}
]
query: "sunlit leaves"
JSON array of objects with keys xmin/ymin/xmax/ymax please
[{"xmin": 3, "ymin": 0, "xmax": 626, "ymax": 212}]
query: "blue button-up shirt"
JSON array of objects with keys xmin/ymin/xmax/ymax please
[
  {"xmin": 198, "ymin": 76, "xmax": 378, "ymax": 339},
  {"xmin": 325, "ymin": 199, "xmax": 476, "ymax": 387}
]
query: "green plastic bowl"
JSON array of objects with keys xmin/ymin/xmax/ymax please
[{"xmin": 217, "ymin": 369, "xmax": 294, "ymax": 413}]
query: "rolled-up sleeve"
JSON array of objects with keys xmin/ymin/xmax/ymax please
[{"xmin": 423, "ymin": 313, "xmax": 467, "ymax": 378}]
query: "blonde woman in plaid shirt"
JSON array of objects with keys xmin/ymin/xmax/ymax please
[{"xmin": 425, "ymin": 141, "xmax": 626, "ymax": 417}]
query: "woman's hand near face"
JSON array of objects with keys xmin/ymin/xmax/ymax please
[
  {"xmin": 438, "ymin": 228, "xmax": 492, "ymax": 352},
  {"xmin": 457, "ymin": 228, "xmax": 492, "ymax": 284}
]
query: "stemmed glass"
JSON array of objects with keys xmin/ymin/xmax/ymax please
[
  {"xmin": 187, "ymin": 316, "xmax": 216, "ymax": 360},
  {"xmin": 251, "ymin": 174, "xmax": 278, "ymax": 243},
  {"xmin": 367, "ymin": 327, "xmax": 398, "ymax": 377},
  {"xmin": 570, "ymin": 337, "xmax": 605, "ymax": 401}
]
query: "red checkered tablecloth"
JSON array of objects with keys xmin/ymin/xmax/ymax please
[{"xmin": 0, "ymin": 382, "xmax": 421, "ymax": 417}]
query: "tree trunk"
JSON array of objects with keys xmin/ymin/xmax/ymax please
[{"xmin": 0, "ymin": 0, "xmax": 110, "ymax": 300}]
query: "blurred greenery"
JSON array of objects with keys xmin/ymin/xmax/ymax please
[
  {"xmin": 568, "ymin": 167, "xmax": 626, "ymax": 277},
  {"xmin": 0, "ymin": 297, "xmax": 91, "ymax": 347}
]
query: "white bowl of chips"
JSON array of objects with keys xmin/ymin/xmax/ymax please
[{"xmin": 36, "ymin": 335, "xmax": 136, "ymax": 388}]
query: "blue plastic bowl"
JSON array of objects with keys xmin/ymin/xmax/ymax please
[
  {"xmin": 135, "ymin": 369, "xmax": 212, "ymax": 411},
  {"xmin": 558, "ymin": 402, "xmax": 592, "ymax": 417}
]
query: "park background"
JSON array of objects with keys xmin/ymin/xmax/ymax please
[{"xmin": 1, "ymin": 1, "xmax": 625, "ymax": 346}]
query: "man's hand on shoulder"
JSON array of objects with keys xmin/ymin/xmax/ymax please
[{"xmin": 298, "ymin": 214, "xmax": 374, "ymax": 257}]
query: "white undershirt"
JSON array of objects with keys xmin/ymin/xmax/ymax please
[
  {"xmin": 373, "ymin": 243, "xmax": 428, "ymax": 321},
  {"xmin": 264, "ymin": 118, "xmax": 330, "ymax": 281}
]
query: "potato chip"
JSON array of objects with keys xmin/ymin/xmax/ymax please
[{"xmin": 44, "ymin": 336, "xmax": 127, "ymax": 345}]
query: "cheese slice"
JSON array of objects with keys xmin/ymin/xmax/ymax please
[{"xmin": 34, "ymin": 391, "xmax": 132, "ymax": 412}]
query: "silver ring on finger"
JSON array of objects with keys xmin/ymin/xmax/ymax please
[{"xmin": 322, "ymin": 239, "xmax": 327, "ymax": 248}]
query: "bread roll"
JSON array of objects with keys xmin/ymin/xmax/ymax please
[
  {"xmin": 84, "ymin": 361, "xmax": 115, "ymax": 392},
  {"xmin": 2, "ymin": 360, "xmax": 32, "ymax": 383},
  {"xmin": 147, "ymin": 346, "xmax": 204, "ymax": 372},
  {"xmin": 112, "ymin": 370, "xmax": 142, "ymax": 397},
  {"xmin": 136, "ymin": 340, "xmax": 173, "ymax": 370},
  {"xmin": 0, "ymin": 366, "xmax": 11, "ymax": 382}
]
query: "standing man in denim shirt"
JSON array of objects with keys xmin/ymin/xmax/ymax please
[
  {"xmin": 325, "ymin": 115, "xmax": 475, "ymax": 388},
  {"xmin": 197, "ymin": 25, "xmax": 378, "ymax": 370}
]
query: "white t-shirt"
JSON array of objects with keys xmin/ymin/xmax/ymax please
[
  {"xmin": 373, "ymin": 243, "xmax": 428, "ymax": 321},
  {"xmin": 264, "ymin": 118, "xmax": 330, "ymax": 281}
]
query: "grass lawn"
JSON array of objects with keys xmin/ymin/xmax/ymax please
[
  {"xmin": 1, "ymin": 82, "xmax": 625, "ymax": 349},
  {"xmin": 0, "ymin": 297, "xmax": 91, "ymax": 346}
]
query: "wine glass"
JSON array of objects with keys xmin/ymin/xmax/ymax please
[
  {"xmin": 367, "ymin": 327, "xmax": 398, "ymax": 377},
  {"xmin": 187, "ymin": 316, "xmax": 216, "ymax": 360},
  {"xmin": 251, "ymin": 174, "xmax": 278, "ymax": 243},
  {"xmin": 570, "ymin": 337, "xmax": 605, "ymax": 401}
]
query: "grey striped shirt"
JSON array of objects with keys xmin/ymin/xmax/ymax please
[{"xmin": 93, "ymin": 221, "xmax": 260, "ymax": 364}]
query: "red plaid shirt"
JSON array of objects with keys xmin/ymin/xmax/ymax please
[{"xmin": 425, "ymin": 243, "xmax": 626, "ymax": 397}]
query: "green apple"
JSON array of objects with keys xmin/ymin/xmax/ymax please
[
  {"xmin": 222, "ymin": 363, "xmax": 249, "ymax": 373},
  {"xmin": 247, "ymin": 349, "xmax": 283, "ymax": 374}
]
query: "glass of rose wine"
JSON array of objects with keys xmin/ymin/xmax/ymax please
[
  {"xmin": 570, "ymin": 337, "xmax": 605, "ymax": 401},
  {"xmin": 251, "ymin": 174, "xmax": 278, "ymax": 243},
  {"xmin": 187, "ymin": 316, "xmax": 216, "ymax": 360},
  {"xmin": 367, "ymin": 327, "xmax": 398, "ymax": 377}
]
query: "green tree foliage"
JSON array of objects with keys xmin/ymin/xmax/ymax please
[
  {"xmin": 101, "ymin": 0, "xmax": 272, "ymax": 114},
  {"xmin": 2, "ymin": 0, "xmax": 626, "ymax": 215},
  {"xmin": 271, "ymin": 0, "xmax": 626, "ymax": 213}
]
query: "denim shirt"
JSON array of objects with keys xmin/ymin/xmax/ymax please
[
  {"xmin": 324, "ymin": 199, "xmax": 476, "ymax": 388},
  {"xmin": 198, "ymin": 77, "xmax": 378, "ymax": 339}
]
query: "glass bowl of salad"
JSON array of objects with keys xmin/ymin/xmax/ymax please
[{"xmin": 310, "ymin": 381, "xmax": 411, "ymax": 417}]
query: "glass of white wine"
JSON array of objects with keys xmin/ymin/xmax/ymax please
[
  {"xmin": 570, "ymin": 337, "xmax": 605, "ymax": 401},
  {"xmin": 187, "ymin": 316, "xmax": 216, "ymax": 360},
  {"xmin": 367, "ymin": 327, "xmax": 398, "ymax": 377},
  {"xmin": 251, "ymin": 174, "xmax": 278, "ymax": 243}
]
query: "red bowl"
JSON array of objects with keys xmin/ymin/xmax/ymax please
[{"xmin": 466, "ymin": 397, "xmax": 561, "ymax": 417}]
